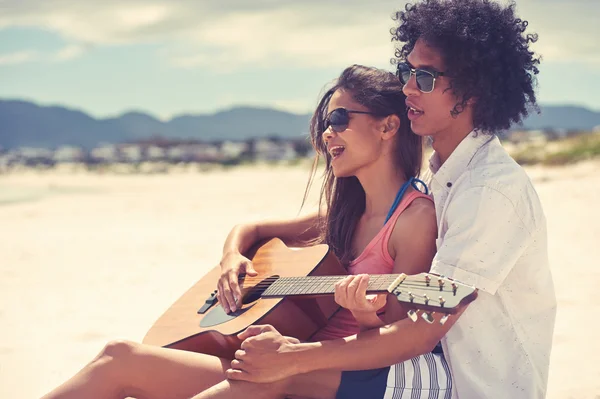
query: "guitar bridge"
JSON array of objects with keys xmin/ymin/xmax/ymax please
[{"xmin": 197, "ymin": 290, "xmax": 218, "ymax": 314}]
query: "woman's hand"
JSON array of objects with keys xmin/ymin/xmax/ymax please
[
  {"xmin": 217, "ymin": 251, "xmax": 258, "ymax": 313},
  {"xmin": 334, "ymin": 274, "xmax": 387, "ymax": 329},
  {"xmin": 227, "ymin": 325, "xmax": 302, "ymax": 383}
]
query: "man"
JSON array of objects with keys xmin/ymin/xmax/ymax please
[{"xmin": 207, "ymin": 1, "xmax": 557, "ymax": 398}]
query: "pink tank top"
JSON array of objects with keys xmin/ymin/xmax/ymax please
[{"xmin": 310, "ymin": 190, "xmax": 433, "ymax": 341}]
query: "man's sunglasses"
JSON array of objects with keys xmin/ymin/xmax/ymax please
[
  {"xmin": 324, "ymin": 108, "xmax": 380, "ymax": 133},
  {"xmin": 396, "ymin": 62, "xmax": 445, "ymax": 93}
]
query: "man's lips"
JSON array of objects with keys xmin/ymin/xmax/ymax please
[{"xmin": 406, "ymin": 100, "xmax": 424, "ymax": 113}]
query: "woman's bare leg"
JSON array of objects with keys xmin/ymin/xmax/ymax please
[
  {"xmin": 191, "ymin": 369, "xmax": 342, "ymax": 399},
  {"xmin": 41, "ymin": 340, "xmax": 230, "ymax": 399}
]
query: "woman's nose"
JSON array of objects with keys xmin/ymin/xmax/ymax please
[{"xmin": 322, "ymin": 127, "xmax": 335, "ymax": 142}]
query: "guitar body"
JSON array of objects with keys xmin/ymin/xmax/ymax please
[{"xmin": 142, "ymin": 238, "xmax": 347, "ymax": 359}]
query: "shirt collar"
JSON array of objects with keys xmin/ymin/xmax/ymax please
[{"xmin": 429, "ymin": 130, "xmax": 495, "ymax": 191}]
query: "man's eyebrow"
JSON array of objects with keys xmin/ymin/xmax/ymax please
[{"xmin": 407, "ymin": 60, "xmax": 441, "ymax": 71}]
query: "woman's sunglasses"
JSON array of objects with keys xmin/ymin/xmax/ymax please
[
  {"xmin": 324, "ymin": 108, "xmax": 379, "ymax": 133},
  {"xmin": 396, "ymin": 62, "xmax": 445, "ymax": 93}
]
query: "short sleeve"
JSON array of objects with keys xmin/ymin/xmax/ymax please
[{"xmin": 430, "ymin": 185, "xmax": 534, "ymax": 294}]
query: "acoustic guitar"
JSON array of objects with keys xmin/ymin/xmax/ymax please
[{"xmin": 143, "ymin": 238, "xmax": 477, "ymax": 359}]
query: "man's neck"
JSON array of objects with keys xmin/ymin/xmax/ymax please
[{"xmin": 432, "ymin": 125, "xmax": 475, "ymax": 165}]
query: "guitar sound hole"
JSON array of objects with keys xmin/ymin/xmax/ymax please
[{"xmin": 241, "ymin": 275, "xmax": 279, "ymax": 304}]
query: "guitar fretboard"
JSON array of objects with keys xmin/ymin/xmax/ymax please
[{"xmin": 261, "ymin": 274, "xmax": 402, "ymax": 297}]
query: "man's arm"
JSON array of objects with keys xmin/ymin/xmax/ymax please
[
  {"xmin": 227, "ymin": 307, "xmax": 465, "ymax": 383},
  {"xmin": 292, "ymin": 308, "xmax": 463, "ymax": 374}
]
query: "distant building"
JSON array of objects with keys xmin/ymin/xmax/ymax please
[
  {"xmin": 54, "ymin": 146, "xmax": 85, "ymax": 163},
  {"xmin": 120, "ymin": 144, "xmax": 144, "ymax": 163},
  {"xmin": 90, "ymin": 144, "xmax": 119, "ymax": 163},
  {"xmin": 18, "ymin": 147, "xmax": 54, "ymax": 165},
  {"xmin": 254, "ymin": 139, "xmax": 297, "ymax": 161},
  {"xmin": 189, "ymin": 143, "xmax": 221, "ymax": 162},
  {"xmin": 221, "ymin": 141, "xmax": 248, "ymax": 159},
  {"xmin": 166, "ymin": 146, "xmax": 187, "ymax": 162},
  {"xmin": 146, "ymin": 145, "xmax": 166, "ymax": 161}
]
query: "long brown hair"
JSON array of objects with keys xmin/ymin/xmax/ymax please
[{"xmin": 304, "ymin": 64, "xmax": 423, "ymax": 265}]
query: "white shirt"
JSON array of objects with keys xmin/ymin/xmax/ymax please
[{"xmin": 428, "ymin": 132, "xmax": 556, "ymax": 399}]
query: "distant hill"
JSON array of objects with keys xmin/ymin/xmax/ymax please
[
  {"xmin": 0, "ymin": 99, "xmax": 598, "ymax": 149},
  {"xmin": 518, "ymin": 105, "xmax": 600, "ymax": 131}
]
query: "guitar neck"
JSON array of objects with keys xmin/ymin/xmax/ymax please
[{"xmin": 261, "ymin": 274, "xmax": 403, "ymax": 297}]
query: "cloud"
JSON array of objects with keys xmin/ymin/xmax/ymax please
[
  {"xmin": 0, "ymin": 0, "xmax": 598, "ymax": 70},
  {"xmin": 516, "ymin": 1, "xmax": 600, "ymax": 65},
  {"xmin": 0, "ymin": 50, "xmax": 39, "ymax": 65},
  {"xmin": 166, "ymin": 7, "xmax": 396, "ymax": 71},
  {"xmin": 53, "ymin": 44, "xmax": 89, "ymax": 62}
]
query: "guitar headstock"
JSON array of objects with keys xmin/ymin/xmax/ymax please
[{"xmin": 387, "ymin": 273, "xmax": 478, "ymax": 325}]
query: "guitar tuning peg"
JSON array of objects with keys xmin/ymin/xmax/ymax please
[
  {"xmin": 440, "ymin": 314, "xmax": 450, "ymax": 325},
  {"xmin": 407, "ymin": 309, "xmax": 418, "ymax": 322},
  {"xmin": 421, "ymin": 311, "xmax": 435, "ymax": 324}
]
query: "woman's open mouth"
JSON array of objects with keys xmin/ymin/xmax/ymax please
[{"xmin": 329, "ymin": 145, "xmax": 345, "ymax": 160}]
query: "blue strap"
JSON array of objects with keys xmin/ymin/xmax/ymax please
[{"xmin": 383, "ymin": 177, "xmax": 429, "ymax": 225}]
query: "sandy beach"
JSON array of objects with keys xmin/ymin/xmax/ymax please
[{"xmin": 1, "ymin": 161, "xmax": 598, "ymax": 399}]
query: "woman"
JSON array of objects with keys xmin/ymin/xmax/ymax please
[{"xmin": 42, "ymin": 65, "xmax": 443, "ymax": 399}]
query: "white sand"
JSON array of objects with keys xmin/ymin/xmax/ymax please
[{"xmin": 0, "ymin": 162, "xmax": 598, "ymax": 398}]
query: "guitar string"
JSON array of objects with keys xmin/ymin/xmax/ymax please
[
  {"xmin": 245, "ymin": 281, "xmax": 460, "ymax": 291},
  {"xmin": 247, "ymin": 283, "xmax": 464, "ymax": 295},
  {"xmin": 238, "ymin": 277, "xmax": 459, "ymax": 288},
  {"xmin": 235, "ymin": 277, "xmax": 453, "ymax": 289},
  {"xmin": 238, "ymin": 274, "xmax": 454, "ymax": 285}
]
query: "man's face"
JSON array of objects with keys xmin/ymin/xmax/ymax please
[{"xmin": 402, "ymin": 39, "xmax": 471, "ymax": 138}]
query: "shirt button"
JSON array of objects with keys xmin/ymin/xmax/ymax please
[{"xmin": 446, "ymin": 182, "xmax": 452, "ymax": 188}]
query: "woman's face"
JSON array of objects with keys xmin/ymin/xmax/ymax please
[{"xmin": 322, "ymin": 89, "xmax": 389, "ymax": 178}]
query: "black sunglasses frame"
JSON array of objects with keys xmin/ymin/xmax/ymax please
[
  {"xmin": 324, "ymin": 108, "xmax": 380, "ymax": 133},
  {"xmin": 396, "ymin": 62, "xmax": 445, "ymax": 93}
]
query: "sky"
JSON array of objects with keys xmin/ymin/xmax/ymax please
[{"xmin": 0, "ymin": 0, "xmax": 599, "ymax": 120}]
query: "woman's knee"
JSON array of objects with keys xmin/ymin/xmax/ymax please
[
  {"xmin": 100, "ymin": 339, "xmax": 138, "ymax": 359},
  {"xmin": 86, "ymin": 340, "xmax": 140, "ymax": 382}
]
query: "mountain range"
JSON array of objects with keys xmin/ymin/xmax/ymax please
[{"xmin": 1, "ymin": 99, "xmax": 599, "ymax": 149}]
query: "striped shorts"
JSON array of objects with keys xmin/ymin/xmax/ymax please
[{"xmin": 336, "ymin": 352, "xmax": 452, "ymax": 399}]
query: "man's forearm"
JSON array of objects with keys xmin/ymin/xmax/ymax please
[
  {"xmin": 290, "ymin": 317, "xmax": 439, "ymax": 374},
  {"xmin": 353, "ymin": 311, "xmax": 386, "ymax": 331}
]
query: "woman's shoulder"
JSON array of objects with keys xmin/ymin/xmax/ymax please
[
  {"xmin": 387, "ymin": 193, "xmax": 437, "ymax": 259},
  {"xmin": 395, "ymin": 195, "xmax": 436, "ymax": 230}
]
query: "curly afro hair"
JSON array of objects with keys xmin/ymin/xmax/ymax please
[{"xmin": 391, "ymin": 0, "xmax": 540, "ymax": 132}]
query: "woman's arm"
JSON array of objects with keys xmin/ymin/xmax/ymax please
[
  {"xmin": 218, "ymin": 210, "xmax": 323, "ymax": 312},
  {"xmin": 222, "ymin": 210, "xmax": 322, "ymax": 257}
]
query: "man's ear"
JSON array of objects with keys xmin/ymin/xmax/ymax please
[{"xmin": 381, "ymin": 115, "xmax": 401, "ymax": 140}]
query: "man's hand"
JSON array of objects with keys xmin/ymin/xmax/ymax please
[{"xmin": 226, "ymin": 325, "xmax": 301, "ymax": 383}]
